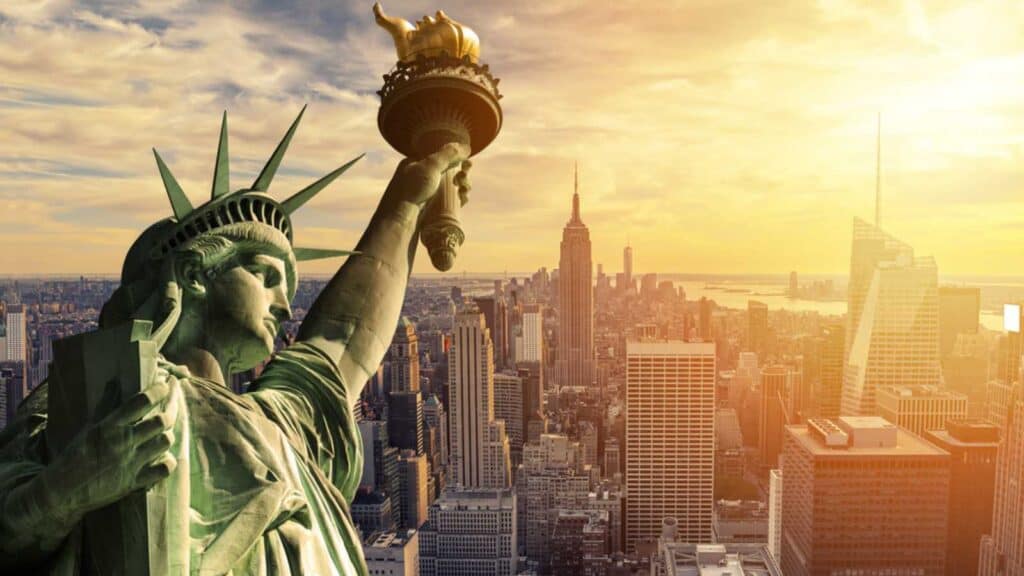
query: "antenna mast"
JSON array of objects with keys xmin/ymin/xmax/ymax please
[{"xmin": 875, "ymin": 112, "xmax": 881, "ymax": 227}]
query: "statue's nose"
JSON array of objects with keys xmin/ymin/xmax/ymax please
[{"xmin": 269, "ymin": 286, "xmax": 292, "ymax": 323}]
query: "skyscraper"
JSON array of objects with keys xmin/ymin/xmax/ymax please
[
  {"xmin": 625, "ymin": 340, "xmax": 715, "ymax": 551},
  {"xmin": 817, "ymin": 324, "xmax": 845, "ymax": 419},
  {"xmin": 938, "ymin": 286, "xmax": 980, "ymax": 362},
  {"xmin": 842, "ymin": 220, "xmax": 939, "ymax": 416},
  {"xmin": 698, "ymin": 297, "xmax": 712, "ymax": 341},
  {"xmin": 623, "ymin": 243, "xmax": 633, "ymax": 293},
  {"xmin": 780, "ymin": 417, "xmax": 950, "ymax": 575},
  {"xmin": 515, "ymin": 303, "xmax": 543, "ymax": 363},
  {"xmin": 5, "ymin": 305, "xmax": 26, "ymax": 363},
  {"xmin": 475, "ymin": 295, "xmax": 510, "ymax": 371},
  {"xmin": 493, "ymin": 372, "xmax": 524, "ymax": 471},
  {"xmin": 979, "ymin": 386, "xmax": 1024, "ymax": 576},
  {"xmin": 449, "ymin": 309, "xmax": 511, "ymax": 489},
  {"xmin": 768, "ymin": 469, "xmax": 782, "ymax": 563},
  {"xmin": 747, "ymin": 300, "xmax": 769, "ymax": 358},
  {"xmin": 922, "ymin": 420, "xmax": 999, "ymax": 576},
  {"xmin": 839, "ymin": 218, "xmax": 937, "ymax": 412},
  {"xmin": 386, "ymin": 318, "xmax": 424, "ymax": 455},
  {"xmin": 759, "ymin": 366, "xmax": 792, "ymax": 470},
  {"xmin": 396, "ymin": 450, "xmax": 429, "ymax": 529},
  {"xmin": 385, "ymin": 317, "xmax": 420, "ymax": 393},
  {"xmin": 557, "ymin": 165, "xmax": 594, "ymax": 389}
]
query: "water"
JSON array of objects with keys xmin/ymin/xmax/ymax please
[{"xmin": 666, "ymin": 275, "xmax": 1019, "ymax": 332}]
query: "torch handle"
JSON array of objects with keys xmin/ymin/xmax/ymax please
[{"xmin": 420, "ymin": 167, "xmax": 464, "ymax": 272}]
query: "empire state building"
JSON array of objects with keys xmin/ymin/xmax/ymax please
[{"xmin": 557, "ymin": 165, "xmax": 594, "ymax": 389}]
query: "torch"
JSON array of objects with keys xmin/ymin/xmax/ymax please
[{"xmin": 374, "ymin": 3, "xmax": 503, "ymax": 271}]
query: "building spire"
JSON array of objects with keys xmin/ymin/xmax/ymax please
[
  {"xmin": 571, "ymin": 161, "xmax": 582, "ymax": 223},
  {"xmin": 875, "ymin": 111, "xmax": 882, "ymax": 228}
]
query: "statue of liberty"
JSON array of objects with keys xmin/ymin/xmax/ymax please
[{"xmin": 0, "ymin": 107, "xmax": 471, "ymax": 575}]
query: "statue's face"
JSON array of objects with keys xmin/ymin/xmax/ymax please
[{"xmin": 203, "ymin": 252, "xmax": 292, "ymax": 373}]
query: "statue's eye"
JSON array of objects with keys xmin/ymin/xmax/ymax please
[{"xmin": 265, "ymin": 268, "xmax": 283, "ymax": 288}]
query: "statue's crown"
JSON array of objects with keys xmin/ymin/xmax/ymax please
[
  {"xmin": 374, "ymin": 3, "xmax": 480, "ymax": 64},
  {"xmin": 149, "ymin": 107, "xmax": 361, "ymax": 263}
]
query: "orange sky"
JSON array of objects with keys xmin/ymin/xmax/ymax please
[{"xmin": 1, "ymin": 0, "xmax": 1022, "ymax": 276}]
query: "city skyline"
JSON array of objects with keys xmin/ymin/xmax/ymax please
[{"xmin": 3, "ymin": 1, "xmax": 1024, "ymax": 276}]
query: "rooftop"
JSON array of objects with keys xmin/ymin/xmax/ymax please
[
  {"xmin": 659, "ymin": 543, "xmax": 782, "ymax": 576},
  {"xmin": 791, "ymin": 417, "xmax": 949, "ymax": 457},
  {"xmin": 626, "ymin": 340, "xmax": 715, "ymax": 355},
  {"xmin": 365, "ymin": 529, "xmax": 416, "ymax": 549},
  {"xmin": 877, "ymin": 384, "xmax": 967, "ymax": 400}
]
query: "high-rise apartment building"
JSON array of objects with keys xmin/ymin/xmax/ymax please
[
  {"xmin": 780, "ymin": 417, "xmax": 950, "ymax": 575},
  {"xmin": 557, "ymin": 167, "xmax": 594, "ymax": 389},
  {"xmin": 876, "ymin": 384, "xmax": 968, "ymax": 436},
  {"xmin": 418, "ymin": 488, "xmax": 517, "ymax": 576},
  {"xmin": 922, "ymin": 420, "xmax": 999, "ymax": 576},
  {"xmin": 625, "ymin": 341, "xmax": 715, "ymax": 551},
  {"xmin": 449, "ymin": 310, "xmax": 510, "ymax": 489}
]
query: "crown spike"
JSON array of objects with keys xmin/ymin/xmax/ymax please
[
  {"xmin": 293, "ymin": 247, "xmax": 359, "ymax": 262},
  {"xmin": 153, "ymin": 149, "xmax": 193, "ymax": 220},
  {"xmin": 281, "ymin": 153, "xmax": 365, "ymax": 215},
  {"xmin": 252, "ymin": 105, "xmax": 306, "ymax": 192},
  {"xmin": 211, "ymin": 111, "xmax": 230, "ymax": 199}
]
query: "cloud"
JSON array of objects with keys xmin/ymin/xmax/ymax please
[{"xmin": 0, "ymin": 0, "xmax": 1021, "ymax": 275}]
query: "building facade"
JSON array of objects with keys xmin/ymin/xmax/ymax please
[
  {"xmin": 780, "ymin": 417, "xmax": 950, "ymax": 576},
  {"xmin": 418, "ymin": 488, "xmax": 517, "ymax": 576},
  {"xmin": 557, "ymin": 168, "xmax": 594, "ymax": 389},
  {"xmin": 876, "ymin": 384, "xmax": 968, "ymax": 435},
  {"xmin": 449, "ymin": 309, "xmax": 510, "ymax": 489},
  {"xmin": 922, "ymin": 420, "xmax": 999, "ymax": 576},
  {"xmin": 625, "ymin": 341, "xmax": 716, "ymax": 551}
]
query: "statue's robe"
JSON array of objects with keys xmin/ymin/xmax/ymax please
[{"xmin": 0, "ymin": 342, "xmax": 368, "ymax": 576}]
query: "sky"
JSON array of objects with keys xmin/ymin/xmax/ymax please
[{"xmin": 1, "ymin": 0, "xmax": 1022, "ymax": 277}]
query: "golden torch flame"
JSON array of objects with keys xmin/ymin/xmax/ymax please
[{"xmin": 373, "ymin": 2, "xmax": 481, "ymax": 64}]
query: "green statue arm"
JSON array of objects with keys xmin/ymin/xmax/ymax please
[{"xmin": 297, "ymin": 143, "xmax": 469, "ymax": 401}]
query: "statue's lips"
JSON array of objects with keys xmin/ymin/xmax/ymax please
[{"xmin": 263, "ymin": 318, "xmax": 279, "ymax": 337}]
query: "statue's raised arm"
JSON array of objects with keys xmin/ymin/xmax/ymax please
[{"xmin": 296, "ymin": 143, "xmax": 470, "ymax": 400}]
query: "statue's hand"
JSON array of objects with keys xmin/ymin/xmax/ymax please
[
  {"xmin": 40, "ymin": 368, "xmax": 178, "ymax": 525},
  {"xmin": 385, "ymin": 142, "xmax": 471, "ymax": 208}
]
